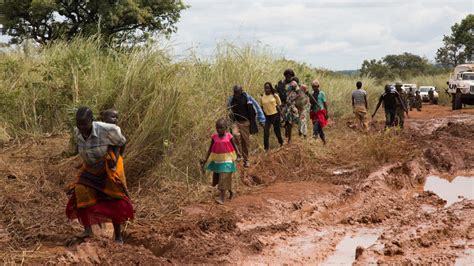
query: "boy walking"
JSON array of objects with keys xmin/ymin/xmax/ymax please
[{"xmin": 351, "ymin": 81, "xmax": 369, "ymax": 130}]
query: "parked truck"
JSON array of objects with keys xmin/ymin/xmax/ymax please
[{"xmin": 448, "ymin": 64, "xmax": 474, "ymax": 110}]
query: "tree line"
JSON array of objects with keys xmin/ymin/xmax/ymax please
[
  {"xmin": 0, "ymin": 2, "xmax": 472, "ymax": 80},
  {"xmin": 360, "ymin": 15, "xmax": 473, "ymax": 80}
]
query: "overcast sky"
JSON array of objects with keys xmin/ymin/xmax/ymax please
[
  {"xmin": 0, "ymin": 0, "xmax": 471, "ymax": 70},
  {"xmin": 171, "ymin": 0, "xmax": 473, "ymax": 70}
]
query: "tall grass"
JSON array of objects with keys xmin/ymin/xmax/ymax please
[{"xmin": 0, "ymin": 38, "xmax": 448, "ymax": 184}]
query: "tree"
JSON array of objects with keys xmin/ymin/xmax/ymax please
[
  {"xmin": 436, "ymin": 14, "xmax": 474, "ymax": 67},
  {"xmin": 360, "ymin": 53, "xmax": 433, "ymax": 80},
  {"xmin": 383, "ymin": 53, "xmax": 431, "ymax": 78},
  {"xmin": 1, "ymin": 0, "xmax": 188, "ymax": 45},
  {"xmin": 360, "ymin": 59, "xmax": 391, "ymax": 80}
]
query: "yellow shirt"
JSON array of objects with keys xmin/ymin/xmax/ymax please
[{"xmin": 260, "ymin": 93, "xmax": 281, "ymax": 116}]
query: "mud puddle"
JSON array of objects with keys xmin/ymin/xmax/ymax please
[
  {"xmin": 424, "ymin": 176, "xmax": 474, "ymax": 206},
  {"xmin": 454, "ymin": 248, "xmax": 474, "ymax": 266},
  {"xmin": 455, "ymin": 248, "xmax": 474, "ymax": 266},
  {"xmin": 322, "ymin": 228, "xmax": 381, "ymax": 265},
  {"xmin": 234, "ymin": 227, "xmax": 337, "ymax": 265},
  {"xmin": 236, "ymin": 227, "xmax": 382, "ymax": 265}
]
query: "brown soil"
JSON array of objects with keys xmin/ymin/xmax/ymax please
[{"xmin": 1, "ymin": 105, "xmax": 473, "ymax": 264}]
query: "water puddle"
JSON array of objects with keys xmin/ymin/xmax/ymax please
[
  {"xmin": 424, "ymin": 176, "xmax": 474, "ymax": 206},
  {"xmin": 455, "ymin": 248, "xmax": 474, "ymax": 266},
  {"xmin": 322, "ymin": 229, "xmax": 381, "ymax": 265},
  {"xmin": 235, "ymin": 227, "xmax": 334, "ymax": 265}
]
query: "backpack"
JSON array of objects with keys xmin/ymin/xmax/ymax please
[{"xmin": 228, "ymin": 93, "xmax": 259, "ymax": 134}]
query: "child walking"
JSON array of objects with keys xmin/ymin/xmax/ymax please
[{"xmin": 202, "ymin": 118, "xmax": 241, "ymax": 205}]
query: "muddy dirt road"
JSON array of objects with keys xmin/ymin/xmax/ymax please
[{"xmin": 1, "ymin": 104, "xmax": 473, "ymax": 265}]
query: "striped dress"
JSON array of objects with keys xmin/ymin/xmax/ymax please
[{"xmin": 206, "ymin": 132, "xmax": 237, "ymax": 173}]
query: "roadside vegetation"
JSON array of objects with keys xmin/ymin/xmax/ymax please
[
  {"xmin": 0, "ymin": 5, "xmax": 472, "ymax": 264},
  {"xmin": 0, "ymin": 38, "xmax": 448, "ymax": 184}
]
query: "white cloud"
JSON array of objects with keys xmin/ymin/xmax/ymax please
[
  {"xmin": 303, "ymin": 41, "xmax": 352, "ymax": 53},
  {"xmin": 172, "ymin": 0, "xmax": 473, "ymax": 70}
]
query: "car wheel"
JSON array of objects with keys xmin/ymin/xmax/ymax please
[{"xmin": 454, "ymin": 88, "xmax": 462, "ymax": 110}]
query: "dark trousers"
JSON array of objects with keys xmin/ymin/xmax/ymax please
[
  {"xmin": 313, "ymin": 121, "xmax": 325, "ymax": 141},
  {"xmin": 385, "ymin": 108, "xmax": 396, "ymax": 128},
  {"xmin": 264, "ymin": 114, "xmax": 283, "ymax": 150}
]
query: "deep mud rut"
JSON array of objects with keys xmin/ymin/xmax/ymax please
[{"xmin": 1, "ymin": 105, "xmax": 473, "ymax": 265}]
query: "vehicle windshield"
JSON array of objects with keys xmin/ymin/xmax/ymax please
[
  {"xmin": 462, "ymin": 73, "xmax": 474, "ymax": 80},
  {"xmin": 419, "ymin": 88, "xmax": 430, "ymax": 92}
]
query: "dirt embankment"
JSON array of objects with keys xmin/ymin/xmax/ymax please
[{"xmin": 1, "ymin": 104, "xmax": 473, "ymax": 264}]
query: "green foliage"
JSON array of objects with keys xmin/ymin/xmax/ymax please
[
  {"xmin": 1, "ymin": 0, "xmax": 187, "ymax": 45},
  {"xmin": 0, "ymin": 39, "xmax": 447, "ymax": 184},
  {"xmin": 436, "ymin": 14, "xmax": 474, "ymax": 67},
  {"xmin": 361, "ymin": 53, "xmax": 447, "ymax": 81},
  {"xmin": 360, "ymin": 59, "xmax": 390, "ymax": 81}
]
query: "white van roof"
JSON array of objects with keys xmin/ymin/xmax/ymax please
[{"xmin": 454, "ymin": 64, "xmax": 474, "ymax": 75}]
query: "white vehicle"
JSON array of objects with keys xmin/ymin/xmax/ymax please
[
  {"xmin": 448, "ymin": 64, "xmax": 474, "ymax": 110},
  {"xmin": 402, "ymin": 83, "xmax": 417, "ymax": 92},
  {"xmin": 418, "ymin": 86, "xmax": 438, "ymax": 104}
]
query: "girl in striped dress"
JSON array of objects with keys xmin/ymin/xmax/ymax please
[{"xmin": 202, "ymin": 118, "xmax": 241, "ymax": 204}]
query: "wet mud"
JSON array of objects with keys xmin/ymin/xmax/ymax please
[
  {"xmin": 1, "ymin": 105, "xmax": 473, "ymax": 264},
  {"xmin": 424, "ymin": 176, "xmax": 473, "ymax": 206}
]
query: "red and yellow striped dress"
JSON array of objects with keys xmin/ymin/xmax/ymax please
[{"xmin": 206, "ymin": 132, "xmax": 237, "ymax": 173}]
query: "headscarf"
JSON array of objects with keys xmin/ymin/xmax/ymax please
[{"xmin": 390, "ymin": 85, "xmax": 397, "ymax": 93}]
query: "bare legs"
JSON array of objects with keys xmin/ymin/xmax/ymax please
[{"xmin": 76, "ymin": 224, "xmax": 123, "ymax": 243}]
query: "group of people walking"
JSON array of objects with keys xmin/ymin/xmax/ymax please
[
  {"xmin": 66, "ymin": 69, "xmax": 422, "ymax": 242},
  {"xmin": 202, "ymin": 69, "xmax": 330, "ymax": 204},
  {"xmin": 202, "ymin": 73, "xmax": 427, "ymax": 205},
  {"xmin": 226, "ymin": 69, "xmax": 329, "ymax": 162}
]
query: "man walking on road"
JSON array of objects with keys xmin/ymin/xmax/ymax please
[
  {"xmin": 395, "ymin": 82, "xmax": 408, "ymax": 128},
  {"xmin": 407, "ymin": 87, "xmax": 415, "ymax": 111},
  {"xmin": 428, "ymin": 88, "xmax": 435, "ymax": 104},
  {"xmin": 228, "ymin": 85, "xmax": 266, "ymax": 168},
  {"xmin": 351, "ymin": 81, "xmax": 369, "ymax": 131},
  {"xmin": 372, "ymin": 85, "xmax": 406, "ymax": 129},
  {"xmin": 414, "ymin": 91, "xmax": 422, "ymax": 111}
]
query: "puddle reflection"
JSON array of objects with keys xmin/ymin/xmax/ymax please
[
  {"xmin": 455, "ymin": 248, "xmax": 473, "ymax": 266},
  {"xmin": 424, "ymin": 176, "xmax": 474, "ymax": 206},
  {"xmin": 322, "ymin": 229, "xmax": 381, "ymax": 265}
]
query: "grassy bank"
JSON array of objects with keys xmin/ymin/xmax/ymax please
[{"xmin": 0, "ymin": 38, "xmax": 445, "ymax": 186}]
